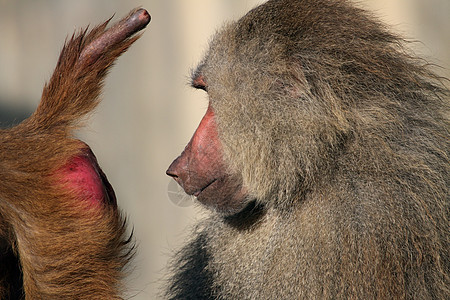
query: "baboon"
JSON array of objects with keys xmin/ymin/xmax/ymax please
[
  {"xmin": 0, "ymin": 8, "xmax": 150, "ymax": 299},
  {"xmin": 166, "ymin": 0, "xmax": 449, "ymax": 299}
]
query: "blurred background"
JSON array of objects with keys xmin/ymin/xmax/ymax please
[{"xmin": 0, "ymin": 0, "xmax": 448, "ymax": 298}]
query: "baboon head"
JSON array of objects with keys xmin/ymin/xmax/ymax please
[
  {"xmin": 167, "ymin": 0, "xmax": 449, "ymax": 216},
  {"xmin": 165, "ymin": 1, "xmax": 448, "ymax": 299}
]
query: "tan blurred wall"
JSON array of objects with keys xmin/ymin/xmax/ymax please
[{"xmin": 0, "ymin": 1, "xmax": 448, "ymax": 298}]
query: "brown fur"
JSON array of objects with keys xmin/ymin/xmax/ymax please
[
  {"xmin": 0, "ymin": 8, "xmax": 149, "ymax": 299},
  {"xmin": 166, "ymin": 0, "xmax": 449, "ymax": 299}
]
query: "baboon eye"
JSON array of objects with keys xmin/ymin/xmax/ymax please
[{"xmin": 192, "ymin": 75, "xmax": 207, "ymax": 91}]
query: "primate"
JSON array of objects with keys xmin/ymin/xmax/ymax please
[
  {"xmin": 0, "ymin": 8, "xmax": 149, "ymax": 299},
  {"xmin": 166, "ymin": 0, "xmax": 449, "ymax": 298}
]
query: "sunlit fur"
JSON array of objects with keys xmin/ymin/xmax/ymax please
[
  {"xmin": 0, "ymin": 9, "xmax": 146, "ymax": 299},
  {"xmin": 166, "ymin": 0, "xmax": 449, "ymax": 298}
]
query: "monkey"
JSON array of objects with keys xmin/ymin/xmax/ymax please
[
  {"xmin": 165, "ymin": 0, "xmax": 449, "ymax": 298},
  {"xmin": 0, "ymin": 8, "xmax": 150, "ymax": 299}
]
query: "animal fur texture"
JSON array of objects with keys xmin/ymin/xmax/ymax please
[
  {"xmin": 0, "ymin": 8, "xmax": 149, "ymax": 299},
  {"xmin": 166, "ymin": 0, "xmax": 449, "ymax": 299}
]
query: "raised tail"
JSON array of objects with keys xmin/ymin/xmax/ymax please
[{"xmin": 31, "ymin": 8, "xmax": 150, "ymax": 131}]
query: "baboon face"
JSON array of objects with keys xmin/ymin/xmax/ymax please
[
  {"xmin": 167, "ymin": 1, "xmax": 347, "ymax": 215},
  {"xmin": 168, "ymin": 0, "xmax": 431, "ymax": 215},
  {"xmin": 167, "ymin": 100, "xmax": 248, "ymax": 214}
]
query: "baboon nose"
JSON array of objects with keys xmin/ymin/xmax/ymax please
[
  {"xmin": 166, "ymin": 159, "xmax": 181, "ymax": 179},
  {"xmin": 166, "ymin": 168, "xmax": 178, "ymax": 179},
  {"xmin": 167, "ymin": 154, "xmax": 191, "ymax": 189},
  {"xmin": 167, "ymin": 159, "xmax": 186, "ymax": 190}
]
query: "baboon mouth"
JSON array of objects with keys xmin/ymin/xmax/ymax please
[
  {"xmin": 191, "ymin": 175, "xmax": 249, "ymax": 215},
  {"xmin": 193, "ymin": 179, "xmax": 217, "ymax": 197}
]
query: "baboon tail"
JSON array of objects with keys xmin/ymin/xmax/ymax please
[{"xmin": 31, "ymin": 8, "xmax": 150, "ymax": 132}]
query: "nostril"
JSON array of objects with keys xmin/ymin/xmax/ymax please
[
  {"xmin": 166, "ymin": 169, "xmax": 178, "ymax": 178},
  {"xmin": 166, "ymin": 161, "xmax": 180, "ymax": 179}
]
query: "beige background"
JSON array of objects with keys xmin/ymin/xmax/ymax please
[{"xmin": 0, "ymin": 0, "xmax": 448, "ymax": 298}]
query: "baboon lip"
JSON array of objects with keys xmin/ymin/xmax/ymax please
[
  {"xmin": 193, "ymin": 179, "xmax": 217, "ymax": 198},
  {"xmin": 193, "ymin": 175, "xmax": 249, "ymax": 214}
]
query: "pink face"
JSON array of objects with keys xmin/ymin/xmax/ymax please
[{"xmin": 167, "ymin": 86, "xmax": 247, "ymax": 214}]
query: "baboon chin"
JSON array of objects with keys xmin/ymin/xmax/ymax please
[
  {"xmin": 166, "ymin": 0, "xmax": 449, "ymax": 299},
  {"xmin": 0, "ymin": 8, "xmax": 149, "ymax": 299}
]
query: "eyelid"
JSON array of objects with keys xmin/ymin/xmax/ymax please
[{"xmin": 192, "ymin": 75, "xmax": 208, "ymax": 91}]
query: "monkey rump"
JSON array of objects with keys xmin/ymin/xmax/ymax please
[
  {"xmin": 55, "ymin": 145, "xmax": 117, "ymax": 208},
  {"xmin": 0, "ymin": 8, "xmax": 149, "ymax": 298}
]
